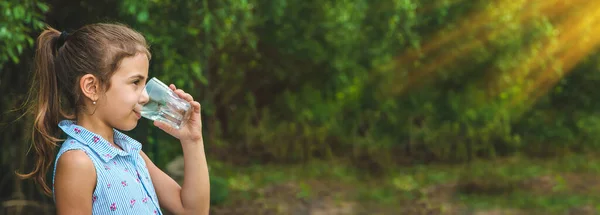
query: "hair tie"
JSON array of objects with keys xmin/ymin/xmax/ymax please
[{"xmin": 56, "ymin": 31, "xmax": 69, "ymax": 50}]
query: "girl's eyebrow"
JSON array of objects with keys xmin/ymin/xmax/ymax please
[{"xmin": 129, "ymin": 74, "xmax": 147, "ymax": 81}]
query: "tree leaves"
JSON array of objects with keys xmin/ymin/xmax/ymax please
[{"xmin": 0, "ymin": 0, "xmax": 47, "ymax": 67}]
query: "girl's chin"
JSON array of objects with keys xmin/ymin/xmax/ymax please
[{"xmin": 114, "ymin": 120, "xmax": 138, "ymax": 131}]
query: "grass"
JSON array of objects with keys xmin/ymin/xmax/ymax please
[{"xmin": 207, "ymin": 152, "xmax": 600, "ymax": 214}]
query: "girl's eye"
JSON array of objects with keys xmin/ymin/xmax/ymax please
[{"xmin": 133, "ymin": 80, "xmax": 140, "ymax": 85}]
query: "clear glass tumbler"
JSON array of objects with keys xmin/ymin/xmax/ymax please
[{"xmin": 141, "ymin": 77, "xmax": 191, "ymax": 129}]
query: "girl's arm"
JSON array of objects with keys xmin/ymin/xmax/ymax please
[
  {"xmin": 54, "ymin": 150, "xmax": 96, "ymax": 215},
  {"xmin": 144, "ymin": 83, "xmax": 210, "ymax": 215},
  {"xmin": 140, "ymin": 142, "xmax": 209, "ymax": 215}
]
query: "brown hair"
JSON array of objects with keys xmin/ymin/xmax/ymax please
[{"xmin": 17, "ymin": 23, "xmax": 151, "ymax": 196}]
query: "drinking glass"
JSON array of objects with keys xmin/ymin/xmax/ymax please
[{"xmin": 141, "ymin": 77, "xmax": 191, "ymax": 130}]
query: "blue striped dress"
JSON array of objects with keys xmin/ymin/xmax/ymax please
[{"xmin": 53, "ymin": 120, "xmax": 162, "ymax": 214}]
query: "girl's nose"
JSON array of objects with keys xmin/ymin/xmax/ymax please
[{"xmin": 140, "ymin": 88, "xmax": 149, "ymax": 105}]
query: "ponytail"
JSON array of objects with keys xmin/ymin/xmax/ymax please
[{"xmin": 16, "ymin": 27, "xmax": 67, "ymax": 196}]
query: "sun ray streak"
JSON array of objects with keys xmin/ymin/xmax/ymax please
[
  {"xmin": 389, "ymin": 0, "xmax": 585, "ymax": 96},
  {"xmin": 482, "ymin": 2, "xmax": 596, "ymax": 99},
  {"xmin": 509, "ymin": 3, "xmax": 600, "ymax": 110}
]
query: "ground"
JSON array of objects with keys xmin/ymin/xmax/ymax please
[{"xmin": 202, "ymin": 152, "xmax": 600, "ymax": 215}]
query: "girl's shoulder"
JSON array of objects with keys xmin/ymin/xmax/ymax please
[
  {"xmin": 54, "ymin": 138, "xmax": 102, "ymax": 180},
  {"xmin": 56, "ymin": 138, "xmax": 96, "ymax": 164}
]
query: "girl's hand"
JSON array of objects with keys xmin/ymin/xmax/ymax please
[{"xmin": 153, "ymin": 84, "xmax": 203, "ymax": 143}]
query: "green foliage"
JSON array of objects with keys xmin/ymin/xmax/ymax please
[
  {"xmin": 210, "ymin": 175, "xmax": 229, "ymax": 205},
  {"xmin": 0, "ymin": 0, "xmax": 47, "ymax": 68},
  {"xmin": 515, "ymin": 52, "xmax": 600, "ymax": 155},
  {"xmin": 107, "ymin": 0, "xmax": 600, "ymax": 166}
]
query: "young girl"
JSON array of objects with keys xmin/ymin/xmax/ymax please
[{"xmin": 18, "ymin": 23, "xmax": 210, "ymax": 214}]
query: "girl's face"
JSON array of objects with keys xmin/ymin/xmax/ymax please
[{"xmin": 95, "ymin": 53, "xmax": 150, "ymax": 131}]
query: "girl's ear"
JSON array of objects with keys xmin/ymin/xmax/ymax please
[{"xmin": 80, "ymin": 74, "xmax": 101, "ymax": 102}]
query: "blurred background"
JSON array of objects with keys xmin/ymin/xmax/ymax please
[{"xmin": 2, "ymin": 0, "xmax": 600, "ymax": 214}]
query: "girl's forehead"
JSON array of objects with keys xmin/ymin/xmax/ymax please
[{"xmin": 113, "ymin": 53, "xmax": 149, "ymax": 78}]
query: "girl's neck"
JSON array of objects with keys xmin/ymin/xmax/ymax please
[{"xmin": 76, "ymin": 114, "xmax": 122, "ymax": 150}]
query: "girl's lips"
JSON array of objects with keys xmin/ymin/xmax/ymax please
[{"xmin": 133, "ymin": 110, "xmax": 141, "ymax": 119}]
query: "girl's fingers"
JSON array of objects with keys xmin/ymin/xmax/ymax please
[
  {"xmin": 170, "ymin": 84, "xmax": 194, "ymax": 102},
  {"xmin": 184, "ymin": 93, "xmax": 193, "ymax": 101},
  {"xmin": 192, "ymin": 101, "xmax": 201, "ymax": 113},
  {"xmin": 174, "ymin": 90, "xmax": 193, "ymax": 102},
  {"xmin": 175, "ymin": 89, "xmax": 187, "ymax": 100}
]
